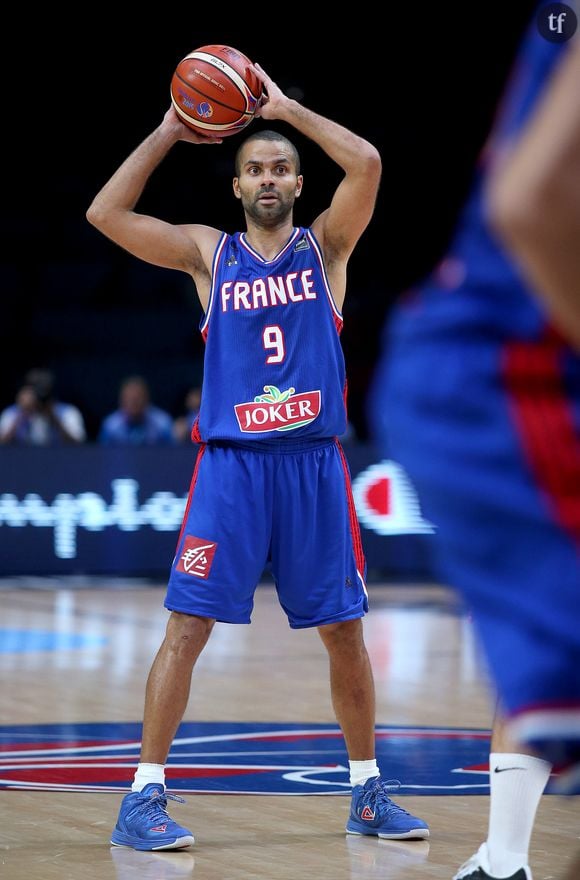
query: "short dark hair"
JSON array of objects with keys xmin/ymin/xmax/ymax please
[{"xmin": 234, "ymin": 130, "xmax": 301, "ymax": 176}]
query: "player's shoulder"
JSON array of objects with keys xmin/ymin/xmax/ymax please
[
  {"xmin": 182, "ymin": 224, "xmax": 226, "ymax": 277},
  {"xmin": 186, "ymin": 224, "xmax": 223, "ymax": 239}
]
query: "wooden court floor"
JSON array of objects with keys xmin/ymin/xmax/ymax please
[{"xmin": 1, "ymin": 581, "xmax": 578, "ymax": 880}]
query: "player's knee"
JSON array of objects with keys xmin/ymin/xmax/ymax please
[
  {"xmin": 166, "ymin": 611, "xmax": 215, "ymax": 651},
  {"xmin": 318, "ymin": 617, "xmax": 363, "ymax": 650}
]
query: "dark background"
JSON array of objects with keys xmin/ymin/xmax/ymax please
[{"xmin": 1, "ymin": 4, "xmax": 538, "ymax": 441}]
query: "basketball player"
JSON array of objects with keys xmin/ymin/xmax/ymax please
[
  {"xmin": 368, "ymin": 8, "xmax": 579, "ymax": 880},
  {"xmin": 87, "ymin": 62, "xmax": 429, "ymax": 850},
  {"xmin": 486, "ymin": 34, "xmax": 580, "ymax": 880}
]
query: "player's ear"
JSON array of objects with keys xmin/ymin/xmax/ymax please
[
  {"xmin": 233, "ymin": 178, "xmax": 242, "ymax": 199},
  {"xmin": 295, "ymin": 175, "xmax": 303, "ymax": 198}
]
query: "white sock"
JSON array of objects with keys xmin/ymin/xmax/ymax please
[
  {"xmin": 349, "ymin": 759, "xmax": 379, "ymax": 787},
  {"xmin": 486, "ymin": 751, "xmax": 552, "ymax": 876},
  {"xmin": 131, "ymin": 762, "xmax": 165, "ymax": 793}
]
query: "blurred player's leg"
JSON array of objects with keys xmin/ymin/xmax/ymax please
[{"xmin": 454, "ymin": 709, "xmax": 552, "ymax": 879}]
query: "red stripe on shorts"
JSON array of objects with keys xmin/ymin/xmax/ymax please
[
  {"xmin": 174, "ymin": 443, "xmax": 207, "ymax": 553},
  {"xmin": 502, "ymin": 333, "xmax": 580, "ymax": 546},
  {"xmin": 336, "ymin": 439, "xmax": 367, "ymax": 577}
]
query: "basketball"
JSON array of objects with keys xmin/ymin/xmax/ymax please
[{"xmin": 170, "ymin": 45, "xmax": 262, "ymax": 137}]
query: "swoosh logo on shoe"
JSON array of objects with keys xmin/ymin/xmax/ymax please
[
  {"xmin": 493, "ymin": 767, "xmax": 526, "ymax": 773},
  {"xmin": 361, "ymin": 806, "xmax": 375, "ymax": 820}
]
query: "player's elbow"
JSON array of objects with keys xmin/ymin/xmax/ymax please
[
  {"xmin": 86, "ymin": 198, "xmax": 122, "ymax": 238},
  {"xmin": 86, "ymin": 190, "xmax": 119, "ymax": 233},
  {"xmin": 86, "ymin": 198, "xmax": 105, "ymax": 230},
  {"xmin": 361, "ymin": 144, "xmax": 382, "ymax": 184}
]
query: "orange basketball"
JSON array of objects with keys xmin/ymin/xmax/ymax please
[{"xmin": 170, "ymin": 44, "xmax": 262, "ymax": 137}]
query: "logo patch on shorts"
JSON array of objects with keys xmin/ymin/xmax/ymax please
[{"xmin": 177, "ymin": 535, "xmax": 217, "ymax": 579}]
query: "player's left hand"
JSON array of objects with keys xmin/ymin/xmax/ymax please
[
  {"xmin": 161, "ymin": 106, "xmax": 223, "ymax": 145},
  {"xmin": 251, "ymin": 63, "xmax": 289, "ymax": 119}
]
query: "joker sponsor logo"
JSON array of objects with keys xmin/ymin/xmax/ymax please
[{"xmin": 234, "ymin": 385, "xmax": 320, "ymax": 433}]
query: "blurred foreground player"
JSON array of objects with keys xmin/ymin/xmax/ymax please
[
  {"xmin": 368, "ymin": 8, "xmax": 579, "ymax": 880},
  {"xmin": 87, "ymin": 60, "xmax": 430, "ymax": 850},
  {"xmin": 487, "ymin": 25, "xmax": 580, "ymax": 794}
]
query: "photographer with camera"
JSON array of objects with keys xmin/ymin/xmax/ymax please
[{"xmin": 0, "ymin": 368, "xmax": 87, "ymax": 445}]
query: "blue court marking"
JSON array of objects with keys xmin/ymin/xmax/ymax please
[
  {"xmin": 0, "ymin": 721, "xmax": 564, "ymax": 795},
  {"xmin": 0, "ymin": 721, "xmax": 486, "ymax": 795},
  {"xmin": 0, "ymin": 630, "xmax": 108, "ymax": 653}
]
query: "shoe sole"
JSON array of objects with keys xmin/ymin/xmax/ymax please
[
  {"xmin": 346, "ymin": 826, "xmax": 430, "ymax": 840},
  {"xmin": 110, "ymin": 833, "xmax": 195, "ymax": 851}
]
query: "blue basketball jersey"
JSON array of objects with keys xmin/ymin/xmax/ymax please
[{"xmin": 194, "ymin": 226, "xmax": 347, "ymax": 444}]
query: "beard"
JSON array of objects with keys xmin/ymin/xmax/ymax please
[{"xmin": 240, "ymin": 190, "xmax": 295, "ymax": 226}]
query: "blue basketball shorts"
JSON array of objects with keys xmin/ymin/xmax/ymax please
[
  {"xmin": 369, "ymin": 319, "xmax": 580, "ymax": 768},
  {"xmin": 165, "ymin": 438, "xmax": 368, "ymax": 628}
]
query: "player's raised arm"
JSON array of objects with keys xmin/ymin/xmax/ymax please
[
  {"xmin": 252, "ymin": 63, "xmax": 382, "ymax": 262},
  {"xmin": 486, "ymin": 41, "xmax": 580, "ymax": 351},
  {"xmin": 86, "ymin": 108, "xmax": 223, "ymax": 280}
]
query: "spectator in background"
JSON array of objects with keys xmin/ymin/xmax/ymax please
[
  {"xmin": 98, "ymin": 375, "xmax": 175, "ymax": 446},
  {"xmin": 0, "ymin": 368, "xmax": 86, "ymax": 445},
  {"xmin": 173, "ymin": 385, "xmax": 202, "ymax": 444}
]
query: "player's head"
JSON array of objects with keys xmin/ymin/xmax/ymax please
[
  {"xmin": 233, "ymin": 130, "xmax": 303, "ymax": 225},
  {"xmin": 234, "ymin": 130, "xmax": 300, "ymax": 176}
]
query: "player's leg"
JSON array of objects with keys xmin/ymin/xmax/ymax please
[
  {"xmin": 110, "ymin": 611, "xmax": 214, "ymax": 851},
  {"xmin": 139, "ymin": 611, "xmax": 215, "ymax": 766},
  {"xmin": 111, "ymin": 442, "xmax": 271, "ymax": 850},
  {"xmin": 317, "ymin": 617, "xmax": 375, "ymax": 761},
  {"xmin": 454, "ymin": 705, "xmax": 552, "ymax": 880},
  {"xmin": 317, "ymin": 617, "xmax": 429, "ymax": 840},
  {"xmin": 461, "ymin": 538, "xmax": 580, "ymax": 879},
  {"xmin": 486, "ymin": 709, "xmax": 552, "ymax": 877},
  {"xmin": 273, "ymin": 440, "xmax": 429, "ymax": 839}
]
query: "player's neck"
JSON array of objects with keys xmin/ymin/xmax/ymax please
[{"xmin": 243, "ymin": 220, "xmax": 296, "ymax": 262}]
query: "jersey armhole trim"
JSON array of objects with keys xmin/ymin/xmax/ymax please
[
  {"xmin": 306, "ymin": 229, "xmax": 343, "ymax": 324},
  {"xmin": 200, "ymin": 232, "xmax": 229, "ymax": 334}
]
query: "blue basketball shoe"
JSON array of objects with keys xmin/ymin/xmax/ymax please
[
  {"xmin": 346, "ymin": 776, "xmax": 429, "ymax": 839},
  {"xmin": 111, "ymin": 784, "xmax": 195, "ymax": 851}
]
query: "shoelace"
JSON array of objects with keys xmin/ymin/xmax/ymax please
[
  {"xmin": 131, "ymin": 789, "xmax": 186, "ymax": 823},
  {"xmin": 362, "ymin": 778, "xmax": 412, "ymax": 816}
]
